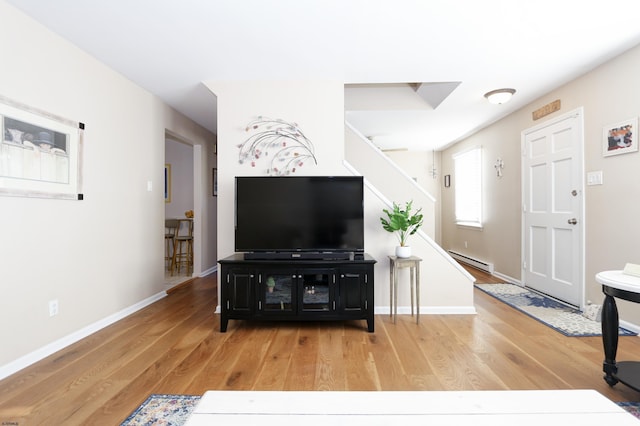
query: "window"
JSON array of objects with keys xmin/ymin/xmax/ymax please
[{"xmin": 453, "ymin": 147, "xmax": 482, "ymax": 227}]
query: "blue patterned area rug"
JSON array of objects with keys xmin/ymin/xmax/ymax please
[
  {"xmin": 121, "ymin": 394, "xmax": 201, "ymax": 425},
  {"xmin": 475, "ymin": 283, "xmax": 637, "ymax": 337},
  {"xmin": 619, "ymin": 402, "xmax": 640, "ymax": 419}
]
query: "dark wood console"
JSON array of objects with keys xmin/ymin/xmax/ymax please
[
  {"xmin": 219, "ymin": 253, "xmax": 376, "ymax": 332},
  {"xmin": 597, "ymin": 270, "xmax": 640, "ymax": 391}
]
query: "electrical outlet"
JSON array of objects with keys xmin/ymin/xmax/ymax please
[{"xmin": 49, "ymin": 299, "xmax": 59, "ymax": 317}]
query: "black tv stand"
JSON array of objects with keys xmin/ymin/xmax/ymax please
[
  {"xmin": 244, "ymin": 251, "xmax": 355, "ymax": 261},
  {"xmin": 218, "ymin": 253, "xmax": 376, "ymax": 332}
]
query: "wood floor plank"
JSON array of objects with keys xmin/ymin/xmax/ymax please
[
  {"xmin": 252, "ymin": 325, "xmax": 298, "ymax": 390},
  {"xmin": 369, "ymin": 318, "xmax": 416, "ymax": 390},
  {"xmin": 313, "ymin": 323, "xmax": 347, "ymax": 391},
  {"xmin": 2, "ymin": 266, "xmax": 640, "ymax": 425},
  {"xmin": 283, "ymin": 325, "xmax": 321, "ymax": 390}
]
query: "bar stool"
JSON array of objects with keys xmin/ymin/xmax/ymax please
[
  {"xmin": 172, "ymin": 218, "xmax": 193, "ymax": 276},
  {"xmin": 389, "ymin": 255, "xmax": 422, "ymax": 324},
  {"xmin": 164, "ymin": 219, "xmax": 179, "ymax": 272}
]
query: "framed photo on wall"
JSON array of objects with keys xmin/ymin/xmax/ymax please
[
  {"xmin": 0, "ymin": 95, "xmax": 84, "ymax": 199},
  {"xmin": 603, "ymin": 117, "xmax": 638, "ymax": 157}
]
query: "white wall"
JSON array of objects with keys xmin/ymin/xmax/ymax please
[
  {"xmin": 385, "ymin": 149, "xmax": 442, "ymax": 244},
  {"xmin": 0, "ymin": 1, "xmax": 215, "ymax": 375},
  {"xmin": 206, "ymin": 79, "xmax": 347, "ymax": 262},
  {"xmin": 206, "ymin": 80, "xmax": 474, "ymax": 313},
  {"xmin": 442, "ymin": 42, "xmax": 640, "ymax": 326}
]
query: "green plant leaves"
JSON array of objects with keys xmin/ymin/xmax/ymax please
[{"xmin": 380, "ymin": 201, "xmax": 423, "ymax": 246}]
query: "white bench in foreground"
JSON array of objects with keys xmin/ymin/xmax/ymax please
[{"xmin": 184, "ymin": 389, "xmax": 636, "ymax": 425}]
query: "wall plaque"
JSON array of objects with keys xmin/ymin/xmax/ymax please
[{"xmin": 532, "ymin": 99, "xmax": 561, "ymax": 120}]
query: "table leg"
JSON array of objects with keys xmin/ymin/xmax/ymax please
[
  {"xmin": 410, "ymin": 266, "xmax": 415, "ymax": 317},
  {"xmin": 389, "ymin": 261, "xmax": 394, "ymax": 320},
  {"xmin": 602, "ymin": 294, "xmax": 619, "ymax": 386},
  {"xmin": 416, "ymin": 263, "xmax": 420, "ymax": 324},
  {"xmin": 394, "ymin": 268, "xmax": 398, "ymax": 324}
]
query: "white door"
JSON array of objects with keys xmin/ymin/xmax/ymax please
[{"xmin": 522, "ymin": 108, "xmax": 584, "ymax": 307}]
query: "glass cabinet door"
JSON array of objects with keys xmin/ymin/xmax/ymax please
[
  {"xmin": 262, "ymin": 273, "xmax": 294, "ymax": 312},
  {"xmin": 300, "ymin": 272, "xmax": 332, "ymax": 312}
]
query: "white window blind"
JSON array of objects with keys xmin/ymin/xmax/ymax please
[{"xmin": 453, "ymin": 147, "xmax": 482, "ymax": 227}]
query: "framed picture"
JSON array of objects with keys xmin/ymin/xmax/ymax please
[
  {"xmin": 164, "ymin": 163, "xmax": 171, "ymax": 203},
  {"xmin": 213, "ymin": 168, "xmax": 218, "ymax": 196},
  {"xmin": 0, "ymin": 95, "xmax": 84, "ymax": 199},
  {"xmin": 603, "ymin": 117, "xmax": 638, "ymax": 157}
]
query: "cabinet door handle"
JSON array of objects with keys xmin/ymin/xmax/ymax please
[
  {"xmin": 343, "ymin": 273, "xmax": 359, "ymax": 278},
  {"xmin": 259, "ymin": 301, "xmax": 262, "ymax": 310}
]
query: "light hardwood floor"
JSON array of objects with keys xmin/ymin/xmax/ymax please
[{"xmin": 1, "ymin": 265, "xmax": 639, "ymax": 425}]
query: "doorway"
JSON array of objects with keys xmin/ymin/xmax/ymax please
[
  {"xmin": 165, "ymin": 136, "xmax": 195, "ymax": 289},
  {"xmin": 521, "ymin": 108, "xmax": 585, "ymax": 307}
]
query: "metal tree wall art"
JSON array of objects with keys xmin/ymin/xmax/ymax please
[{"xmin": 238, "ymin": 116, "xmax": 317, "ymax": 175}]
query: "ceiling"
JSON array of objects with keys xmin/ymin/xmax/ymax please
[{"xmin": 7, "ymin": 0, "xmax": 640, "ymax": 151}]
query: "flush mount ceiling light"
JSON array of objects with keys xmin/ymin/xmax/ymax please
[{"xmin": 484, "ymin": 88, "xmax": 516, "ymax": 105}]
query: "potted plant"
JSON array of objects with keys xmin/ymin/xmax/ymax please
[
  {"xmin": 266, "ymin": 276, "xmax": 276, "ymax": 293},
  {"xmin": 380, "ymin": 201, "xmax": 423, "ymax": 258}
]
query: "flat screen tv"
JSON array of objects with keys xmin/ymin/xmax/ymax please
[{"xmin": 235, "ymin": 176, "xmax": 364, "ymax": 256}]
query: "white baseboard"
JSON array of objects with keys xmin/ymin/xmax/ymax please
[
  {"xmin": 620, "ymin": 319, "xmax": 640, "ymax": 335},
  {"xmin": 0, "ymin": 291, "xmax": 167, "ymax": 381},
  {"xmin": 492, "ymin": 270, "xmax": 520, "ymax": 285},
  {"xmin": 199, "ymin": 265, "xmax": 217, "ymax": 277},
  {"xmin": 374, "ymin": 306, "xmax": 477, "ymax": 315}
]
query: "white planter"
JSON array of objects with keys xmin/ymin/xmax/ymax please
[{"xmin": 395, "ymin": 246, "xmax": 412, "ymax": 258}]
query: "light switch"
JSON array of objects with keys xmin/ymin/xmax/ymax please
[
  {"xmin": 147, "ymin": 180, "xmax": 153, "ymax": 191},
  {"xmin": 586, "ymin": 171, "xmax": 603, "ymax": 186}
]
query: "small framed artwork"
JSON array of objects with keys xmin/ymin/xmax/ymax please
[
  {"xmin": 444, "ymin": 174, "xmax": 451, "ymax": 187},
  {"xmin": 164, "ymin": 163, "xmax": 171, "ymax": 203},
  {"xmin": 603, "ymin": 117, "xmax": 638, "ymax": 157},
  {"xmin": 213, "ymin": 168, "xmax": 218, "ymax": 196}
]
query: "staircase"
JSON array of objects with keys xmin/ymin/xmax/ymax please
[{"xmin": 344, "ymin": 122, "xmax": 476, "ymax": 314}]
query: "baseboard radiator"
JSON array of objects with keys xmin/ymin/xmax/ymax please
[{"xmin": 448, "ymin": 250, "xmax": 494, "ymax": 274}]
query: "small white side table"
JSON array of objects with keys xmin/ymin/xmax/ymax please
[
  {"xmin": 388, "ymin": 255, "xmax": 422, "ymax": 324},
  {"xmin": 596, "ymin": 270, "xmax": 640, "ymax": 391}
]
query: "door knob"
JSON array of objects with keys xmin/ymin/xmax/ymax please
[{"xmin": 568, "ymin": 218, "xmax": 577, "ymax": 225}]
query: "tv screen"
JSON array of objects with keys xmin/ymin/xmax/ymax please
[{"xmin": 235, "ymin": 176, "xmax": 364, "ymax": 253}]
